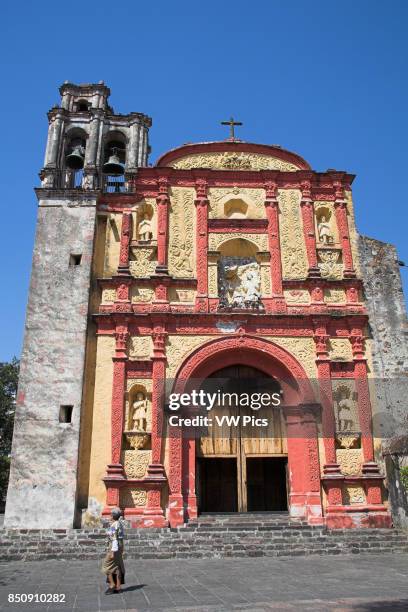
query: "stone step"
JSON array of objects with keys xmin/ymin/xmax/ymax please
[{"xmin": 2, "ymin": 521, "xmax": 408, "ymax": 561}]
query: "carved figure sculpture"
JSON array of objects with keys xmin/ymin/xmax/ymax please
[
  {"xmin": 132, "ymin": 392, "xmax": 148, "ymax": 432},
  {"xmin": 337, "ymin": 393, "xmax": 354, "ymax": 431},
  {"xmin": 221, "ymin": 262, "xmax": 262, "ymax": 310},
  {"xmin": 318, "ymin": 215, "xmax": 333, "ymax": 245},
  {"xmin": 138, "ymin": 215, "xmax": 153, "ymax": 242},
  {"xmin": 173, "ymin": 244, "xmax": 193, "ymax": 275}
]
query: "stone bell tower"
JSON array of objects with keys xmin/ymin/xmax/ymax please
[{"xmin": 4, "ymin": 83, "xmax": 152, "ymax": 528}]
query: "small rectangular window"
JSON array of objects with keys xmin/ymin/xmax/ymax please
[
  {"xmin": 69, "ymin": 254, "xmax": 82, "ymax": 266},
  {"xmin": 59, "ymin": 405, "xmax": 73, "ymax": 423}
]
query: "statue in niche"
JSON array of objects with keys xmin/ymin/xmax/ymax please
[
  {"xmin": 318, "ymin": 215, "xmax": 334, "ymax": 245},
  {"xmin": 138, "ymin": 214, "xmax": 153, "ymax": 242},
  {"xmin": 131, "ymin": 392, "xmax": 148, "ymax": 432},
  {"xmin": 220, "ymin": 261, "xmax": 262, "ymax": 310},
  {"xmin": 336, "ymin": 390, "xmax": 355, "ymax": 432}
]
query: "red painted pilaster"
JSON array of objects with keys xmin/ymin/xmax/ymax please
[
  {"xmin": 264, "ymin": 181, "xmax": 283, "ymax": 298},
  {"xmin": 285, "ymin": 405, "xmax": 323, "ymax": 524},
  {"xmin": 194, "ymin": 179, "xmax": 209, "ymax": 311},
  {"xmin": 143, "ymin": 326, "xmax": 168, "ymax": 526},
  {"xmin": 103, "ymin": 324, "xmax": 128, "ymax": 511},
  {"xmin": 156, "ymin": 177, "xmax": 169, "ymax": 274},
  {"xmin": 334, "ymin": 182, "xmax": 355, "ymax": 278},
  {"xmin": 117, "ymin": 210, "xmax": 132, "ymax": 275},
  {"xmin": 300, "ymin": 180, "xmax": 320, "ymax": 277}
]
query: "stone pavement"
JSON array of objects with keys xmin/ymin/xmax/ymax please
[{"xmin": 0, "ymin": 554, "xmax": 407, "ymax": 612}]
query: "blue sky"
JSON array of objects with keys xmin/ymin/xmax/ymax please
[{"xmin": 1, "ymin": 1, "xmax": 407, "ymax": 361}]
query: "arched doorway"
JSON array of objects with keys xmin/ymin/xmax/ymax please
[
  {"xmin": 197, "ymin": 365, "xmax": 288, "ymax": 513},
  {"xmin": 169, "ymin": 335, "xmax": 323, "ymax": 527}
]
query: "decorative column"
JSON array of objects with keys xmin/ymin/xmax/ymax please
[
  {"xmin": 155, "ymin": 177, "xmax": 169, "ymax": 274},
  {"xmin": 126, "ymin": 119, "xmax": 141, "ymax": 172},
  {"xmin": 117, "ymin": 210, "xmax": 133, "ymax": 276},
  {"xmin": 313, "ymin": 320, "xmax": 343, "ymax": 511},
  {"xmin": 44, "ymin": 109, "xmax": 64, "ymax": 168},
  {"xmin": 143, "ymin": 326, "xmax": 168, "ymax": 526},
  {"xmin": 333, "ymin": 181, "xmax": 355, "ymax": 278},
  {"xmin": 103, "ymin": 323, "xmax": 128, "ymax": 511},
  {"xmin": 350, "ymin": 324, "xmax": 385, "ymax": 510},
  {"xmin": 264, "ymin": 181, "xmax": 284, "ymax": 298},
  {"xmin": 300, "ymin": 179, "xmax": 320, "ymax": 277},
  {"xmin": 195, "ymin": 179, "xmax": 209, "ymax": 311},
  {"xmin": 285, "ymin": 405, "xmax": 323, "ymax": 524}
]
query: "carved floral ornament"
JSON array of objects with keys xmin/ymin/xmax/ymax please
[{"xmin": 168, "ymin": 152, "xmax": 299, "ymax": 171}]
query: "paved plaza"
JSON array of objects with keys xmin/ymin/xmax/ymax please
[{"xmin": 0, "ymin": 553, "xmax": 407, "ymax": 611}]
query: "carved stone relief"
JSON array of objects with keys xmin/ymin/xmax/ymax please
[
  {"xmin": 324, "ymin": 288, "xmax": 346, "ymax": 304},
  {"xmin": 101, "ymin": 288, "xmax": 117, "ymax": 304},
  {"xmin": 329, "ymin": 339, "xmax": 353, "ymax": 362},
  {"xmin": 169, "ymin": 152, "xmax": 299, "ymax": 171},
  {"xmin": 168, "ymin": 288, "xmax": 196, "ymax": 303},
  {"xmin": 166, "ymin": 335, "xmax": 217, "ymax": 378},
  {"xmin": 266, "ymin": 337, "xmax": 317, "ymax": 379},
  {"xmin": 120, "ymin": 488, "xmax": 147, "ymax": 507},
  {"xmin": 129, "ymin": 246, "xmax": 156, "ymax": 277},
  {"xmin": 128, "ymin": 336, "xmax": 153, "ymax": 360},
  {"xmin": 336, "ymin": 449, "xmax": 363, "ymax": 476},
  {"xmin": 284, "ymin": 289, "xmax": 310, "ymax": 304},
  {"xmin": 218, "ymin": 258, "xmax": 263, "ymax": 310},
  {"xmin": 209, "ymin": 233, "xmax": 268, "ymax": 252},
  {"xmin": 344, "ymin": 485, "xmax": 366, "ymax": 505},
  {"xmin": 317, "ymin": 248, "xmax": 343, "ymax": 280},
  {"xmin": 131, "ymin": 286, "xmax": 155, "ymax": 303},
  {"xmin": 123, "ymin": 450, "xmax": 151, "ymax": 478},
  {"xmin": 168, "ymin": 187, "xmax": 195, "ymax": 278},
  {"xmin": 278, "ymin": 190, "xmax": 308, "ymax": 279}
]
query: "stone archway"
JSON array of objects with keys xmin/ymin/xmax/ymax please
[{"xmin": 167, "ymin": 335, "xmax": 323, "ymax": 527}]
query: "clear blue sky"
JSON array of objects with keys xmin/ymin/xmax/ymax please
[{"xmin": 1, "ymin": 1, "xmax": 407, "ymax": 361}]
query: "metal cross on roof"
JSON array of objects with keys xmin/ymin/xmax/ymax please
[{"xmin": 221, "ymin": 116, "xmax": 243, "ymax": 140}]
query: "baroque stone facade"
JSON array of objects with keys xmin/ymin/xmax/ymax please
[{"xmin": 5, "ymin": 82, "xmax": 407, "ymax": 531}]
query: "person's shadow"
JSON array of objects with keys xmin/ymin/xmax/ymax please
[{"xmin": 120, "ymin": 584, "xmax": 146, "ymax": 593}]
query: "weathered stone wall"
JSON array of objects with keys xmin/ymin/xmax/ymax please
[
  {"xmin": 4, "ymin": 195, "xmax": 96, "ymax": 528},
  {"xmin": 358, "ymin": 235, "xmax": 408, "ymax": 440}
]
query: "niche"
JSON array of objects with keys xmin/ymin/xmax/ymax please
[
  {"xmin": 124, "ymin": 384, "xmax": 151, "ymax": 451},
  {"xmin": 135, "ymin": 203, "xmax": 155, "ymax": 242},
  {"xmin": 217, "ymin": 238, "xmax": 263, "ymax": 310},
  {"xmin": 224, "ymin": 198, "xmax": 248, "ymax": 219},
  {"xmin": 315, "ymin": 206, "xmax": 336, "ymax": 246}
]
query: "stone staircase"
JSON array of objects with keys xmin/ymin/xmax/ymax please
[{"xmin": 1, "ymin": 513, "xmax": 408, "ymax": 561}]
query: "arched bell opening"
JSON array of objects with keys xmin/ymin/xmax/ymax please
[
  {"xmin": 63, "ymin": 127, "xmax": 88, "ymax": 188},
  {"xmin": 102, "ymin": 131, "xmax": 127, "ymax": 193},
  {"xmin": 75, "ymin": 99, "xmax": 91, "ymax": 112}
]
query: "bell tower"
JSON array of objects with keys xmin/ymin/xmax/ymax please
[
  {"xmin": 4, "ymin": 83, "xmax": 152, "ymax": 529},
  {"xmin": 40, "ymin": 81, "xmax": 151, "ymax": 191}
]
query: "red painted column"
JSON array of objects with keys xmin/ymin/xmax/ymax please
[
  {"xmin": 103, "ymin": 324, "xmax": 128, "ymax": 511},
  {"xmin": 313, "ymin": 322, "xmax": 342, "ymax": 513},
  {"xmin": 155, "ymin": 177, "xmax": 169, "ymax": 274},
  {"xmin": 264, "ymin": 181, "xmax": 283, "ymax": 297},
  {"xmin": 194, "ymin": 179, "xmax": 209, "ymax": 312},
  {"xmin": 143, "ymin": 327, "xmax": 168, "ymax": 526},
  {"xmin": 350, "ymin": 327, "xmax": 377, "ymax": 468},
  {"xmin": 117, "ymin": 210, "xmax": 133, "ymax": 275},
  {"xmin": 285, "ymin": 405, "xmax": 323, "ymax": 524},
  {"xmin": 300, "ymin": 179, "xmax": 320, "ymax": 277},
  {"xmin": 333, "ymin": 182, "xmax": 355, "ymax": 278},
  {"xmin": 350, "ymin": 325, "xmax": 384, "ymax": 509}
]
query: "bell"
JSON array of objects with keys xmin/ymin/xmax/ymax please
[
  {"xmin": 103, "ymin": 148, "xmax": 124, "ymax": 176},
  {"xmin": 65, "ymin": 144, "xmax": 85, "ymax": 170}
]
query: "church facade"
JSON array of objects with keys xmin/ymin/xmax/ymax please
[{"xmin": 5, "ymin": 83, "xmax": 408, "ymax": 530}]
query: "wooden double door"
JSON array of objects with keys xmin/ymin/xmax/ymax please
[{"xmin": 196, "ymin": 366, "xmax": 288, "ymax": 513}]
